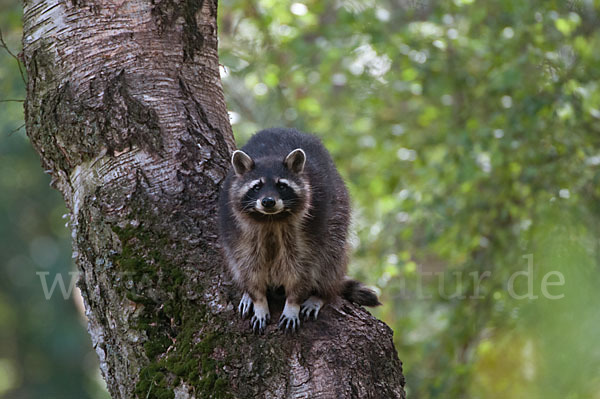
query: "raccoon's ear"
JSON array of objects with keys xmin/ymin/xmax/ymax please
[
  {"xmin": 284, "ymin": 148, "xmax": 306, "ymax": 174},
  {"xmin": 231, "ymin": 150, "xmax": 254, "ymax": 175}
]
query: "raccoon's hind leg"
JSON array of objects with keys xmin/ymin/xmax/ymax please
[
  {"xmin": 300, "ymin": 296, "xmax": 324, "ymax": 321},
  {"xmin": 238, "ymin": 291, "xmax": 270, "ymax": 334}
]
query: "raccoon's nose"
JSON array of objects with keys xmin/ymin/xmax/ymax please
[{"xmin": 261, "ymin": 197, "xmax": 276, "ymax": 208}]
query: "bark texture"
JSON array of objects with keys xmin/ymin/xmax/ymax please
[{"xmin": 22, "ymin": 0, "xmax": 406, "ymax": 398}]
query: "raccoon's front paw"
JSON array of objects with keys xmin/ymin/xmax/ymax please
[
  {"xmin": 251, "ymin": 300, "xmax": 271, "ymax": 334},
  {"xmin": 278, "ymin": 313, "xmax": 300, "ymax": 333},
  {"xmin": 251, "ymin": 312, "xmax": 270, "ymax": 334},
  {"xmin": 278, "ymin": 302, "xmax": 300, "ymax": 333},
  {"xmin": 300, "ymin": 296, "xmax": 324, "ymax": 321},
  {"xmin": 238, "ymin": 292, "xmax": 253, "ymax": 319}
]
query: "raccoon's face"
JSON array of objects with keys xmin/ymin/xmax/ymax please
[{"xmin": 230, "ymin": 148, "xmax": 309, "ymax": 221}]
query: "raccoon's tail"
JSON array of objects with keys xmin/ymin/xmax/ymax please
[{"xmin": 341, "ymin": 278, "xmax": 381, "ymax": 307}]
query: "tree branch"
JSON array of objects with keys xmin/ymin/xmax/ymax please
[{"xmin": 0, "ymin": 28, "xmax": 26, "ymax": 84}]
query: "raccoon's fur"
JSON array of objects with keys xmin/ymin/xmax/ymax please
[{"xmin": 218, "ymin": 128, "xmax": 380, "ymax": 333}]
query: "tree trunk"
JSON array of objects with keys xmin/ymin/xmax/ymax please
[{"xmin": 22, "ymin": 0, "xmax": 406, "ymax": 398}]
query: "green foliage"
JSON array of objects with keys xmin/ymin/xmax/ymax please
[{"xmin": 219, "ymin": 0, "xmax": 600, "ymax": 397}]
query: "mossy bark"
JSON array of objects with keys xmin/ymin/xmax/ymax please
[{"xmin": 22, "ymin": 0, "xmax": 406, "ymax": 398}]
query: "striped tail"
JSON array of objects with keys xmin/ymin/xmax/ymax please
[{"xmin": 341, "ymin": 278, "xmax": 381, "ymax": 307}]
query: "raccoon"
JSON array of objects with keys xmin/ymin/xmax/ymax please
[{"xmin": 218, "ymin": 128, "xmax": 380, "ymax": 333}]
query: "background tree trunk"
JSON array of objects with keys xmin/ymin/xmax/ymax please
[{"xmin": 22, "ymin": 0, "xmax": 406, "ymax": 397}]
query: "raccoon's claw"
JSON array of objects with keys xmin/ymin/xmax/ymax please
[
  {"xmin": 300, "ymin": 296, "xmax": 324, "ymax": 321},
  {"xmin": 251, "ymin": 313, "xmax": 270, "ymax": 334},
  {"xmin": 238, "ymin": 292, "xmax": 253, "ymax": 319},
  {"xmin": 250, "ymin": 301, "xmax": 270, "ymax": 334},
  {"xmin": 279, "ymin": 301, "xmax": 301, "ymax": 333},
  {"xmin": 278, "ymin": 314, "xmax": 300, "ymax": 333}
]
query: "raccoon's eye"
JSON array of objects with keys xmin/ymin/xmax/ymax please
[
  {"xmin": 276, "ymin": 181, "xmax": 289, "ymax": 190},
  {"xmin": 252, "ymin": 182, "xmax": 262, "ymax": 191}
]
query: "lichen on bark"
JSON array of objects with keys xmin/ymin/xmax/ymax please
[
  {"xmin": 151, "ymin": 0, "xmax": 210, "ymax": 61},
  {"xmin": 30, "ymin": 71, "xmax": 163, "ymax": 174}
]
